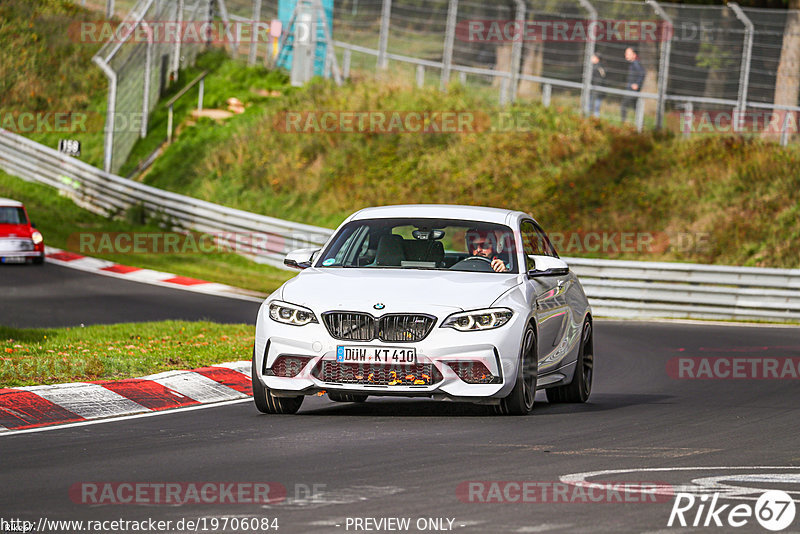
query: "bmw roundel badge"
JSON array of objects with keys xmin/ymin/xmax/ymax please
[{"xmin": 374, "ymin": 303, "xmax": 385, "ymax": 310}]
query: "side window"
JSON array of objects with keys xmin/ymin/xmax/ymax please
[
  {"xmin": 532, "ymin": 222, "xmax": 557, "ymax": 258},
  {"xmin": 521, "ymin": 220, "xmax": 556, "ymax": 271}
]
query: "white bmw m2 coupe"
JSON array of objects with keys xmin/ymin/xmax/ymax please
[{"xmin": 252, "ymin": 205, "xmax": 593, "ymax": 415}]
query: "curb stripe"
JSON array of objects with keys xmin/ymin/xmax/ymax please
[
  {"xmin": 99, "ymin": 379, "xmax": 199, "ymax": 411},
  {"xmin": 163, "ymin": 276, "xmax": 208, "ymax": 286},
  {"xmin": 101, "ymin": 264, "xmax": 142, "ymax": 274},
  {"xmin": 143, "ymin": 371, "xmax": 249, "ymax": 404},
  {"xmin": 48, "ymin": 251, "xmax": 84, "ymax": 262},
  {"xmin": 22, "ymin": 383, "xmax": 149, "ymax": 419},
  {"xmin": 192, "ymin": 366, "xmax": 252, "ymax": 395},
  {"xmin": 0, "ymin": 389, "xmax": 85, "ymax": 429}
]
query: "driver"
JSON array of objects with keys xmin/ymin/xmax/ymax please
[{"xmin": 465, "ymin": 229, "xmax": 509, "ymax": 272}]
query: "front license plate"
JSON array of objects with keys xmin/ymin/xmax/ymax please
[
  {"xmin": 336, "ymin": 346, "xmax": 417, "ymax": 365},
  {"xmin": 1, "ymin": 256, "xmax": 26, "ymax": 264}
]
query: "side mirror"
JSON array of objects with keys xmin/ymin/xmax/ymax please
[
  {"xmin": 527, "ymin": 255, "xmax": 569, "ymax": 277},
  {"xmin": 284, "ymin": 248, "xmax": 319, "ymax": 270}
]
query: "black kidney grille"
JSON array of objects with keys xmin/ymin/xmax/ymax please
[
  {"xmin": 323, "ymin": 313, "xmax": 436, "ymax": 342},
  {"xmin": 323, "ymin": 312, "xmax": 376, "ymax": 341},
  {"xmin": 379, "ymin": 314, "xmax": 436, "ymax": 342}
]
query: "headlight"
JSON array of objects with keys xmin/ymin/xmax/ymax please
[
  {"xmin": 441, "ymin": 308, "xmax": 513, "ymax": 331},
  {"xmin": 268, "ymin": 301, "xmax": 318, "ymax": 326},
  {"xmin": 31, "ymin": 231, "xmax": 43, "ymax": 245}
]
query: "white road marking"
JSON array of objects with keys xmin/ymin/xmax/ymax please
[
  {"xmin": 265, "ymin": 485, "xmax": 404, "ymax": 510},
  {"xmin": 514, "ymin": 524, "xmax": 573, "ymax": 533},
  {"xmin": 561, "ymin": 466, "xmax": 800, "ymax": 502},
  {"xmin": 141, "ymin": 371, "xmax": 248, "ymax": 403},
  {"xmin": 19, "ymin": 383, "xmax": 148, "ymax": 419}
]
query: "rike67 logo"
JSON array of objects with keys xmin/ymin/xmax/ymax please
[{"xmin": 668, "ymin": 490, "xmax": 796, "ymax": 531}]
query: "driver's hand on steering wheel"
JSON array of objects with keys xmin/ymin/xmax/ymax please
[{"xmin": 491, "ymin": 258, "xmax": 508, "ymax": 272}]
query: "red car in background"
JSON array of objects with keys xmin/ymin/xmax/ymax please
[{"xmin": 0, "ymin": 198, "xmax": 44, "ymax": 264}]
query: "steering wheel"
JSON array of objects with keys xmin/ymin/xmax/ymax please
[{"xmin": 451, "ymin": 255, "xmax": 495, "ymax": 272}]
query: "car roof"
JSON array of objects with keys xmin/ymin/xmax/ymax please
[
  {"xmin": 0, "ymin": 198, "xmax": 24, "ymax": 208},
  {"xmin": 347, "ymin": 204, "xmax": 531, "ymax": 226}
]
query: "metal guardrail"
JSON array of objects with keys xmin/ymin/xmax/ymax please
[
  {"xmin": 0, "ymin": 129, "xmax": 332, "ymax": 266},
  {"xmin": 1, "ymin": 127, "xmax": 798, "ymax": 323}
]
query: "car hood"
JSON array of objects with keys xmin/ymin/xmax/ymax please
[
  {"xmin": 280, "ymin": 268, "xmax": 522, "ymax": 315},
  {"xmin": 0, "ymin": 224, "xmax": 33, "ymax": 238}
]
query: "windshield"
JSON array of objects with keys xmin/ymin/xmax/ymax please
[
  {"xmin": 317, "ymin": 218, "xmax": 518, "ymax": 274},
  {"xmin": 0, "ymin": 207, "xmax": 27, "ymax": 225}
]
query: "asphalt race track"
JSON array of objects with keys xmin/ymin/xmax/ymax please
[
  {"xmin": 2, "ymin": 264, "xmax": 799, "ymax": 533},
  {"xmin": 0, "ymin": 263, "xmax": 260, "ymax": 327}
]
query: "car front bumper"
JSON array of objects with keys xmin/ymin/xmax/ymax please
[{"xmin": 254, "ymin": 310, "xmax": 529, "ymax": 401}]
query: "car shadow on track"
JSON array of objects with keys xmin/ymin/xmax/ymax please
[{"xmin": 297, "ymin": 393, "xmax": 673, "ymax": 417}]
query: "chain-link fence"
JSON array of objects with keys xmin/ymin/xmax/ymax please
[
  {"xmin": 77, "ymin": 0, "xmax": 800, "ymax": 171},
  {"xmin": 92, "ymin": 0, "xmax": 211, "ymax": 173}
]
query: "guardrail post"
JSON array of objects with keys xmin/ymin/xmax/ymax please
[
  {"xmin": 729, "ymin": 3, "xmax": 754, "ymax": 118},
  {"xmin": 106, "ymin": 0, "xmax": 115, "ymax": 18},
  {"xmin": 500, "ymin": 77, "xmax": 510, "ymax": 106},
  {"xmin": 249, "ymin": 0, "xmax": 263, "ymax": 66},
  {"xmin": 577, "ymin": 0, "xmax": 597, "ymax": 116},
  {"xmin": 377, "ymin": 0, "xmax": 392, "ymax": 69},
  {"xmin": 343, "ymin": 49, "xmax": 352, "ymax": 80},
  {"xmin": 509, "ymin": 0, "xmax": 525, "ymax": 103},
  {"xmin": 460, "ymin": 71, "xmax": 467, "ymax": 85},
  {"xmin": 440, "ymin": 0, "xmax": 458, "ymax": 91},
  {"xmin": 416, "ymin": 64, "xmax": 424, "ymax": 88},
  {"xmin": 542, "ymin": 83, "xmax": 551, "ymax": 107},
  {"xmin": 167, "ymin": 105, "xmax": 174, "ymax": 144},
  {"xmin": 646, "ymin": 0, "xmax": 672, "ymax": 130}
]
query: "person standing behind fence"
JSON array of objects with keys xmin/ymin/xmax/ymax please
[
  {"xmin": 590, "ymin": 53, "xmax": 607, "ymax": 118},
  {"xmin": 621, "ymin": 47, "xmax": 645, "ymax": 123}
]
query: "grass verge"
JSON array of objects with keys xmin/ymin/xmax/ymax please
[{"xmin": 1, "ymin": 321, "xmax": 253, "ymax": 387}]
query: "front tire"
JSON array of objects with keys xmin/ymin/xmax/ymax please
[
  {"xmin": 546, "ymin": 318, "xmax": 593, "ymax": 404},
  {"xmin": 328, "ymin": 392, "xmax": 368, "ymax": 403},
  {"xmin": 494, "ymin": 324, "xmax": 537, "ymax": 416},
  {"xmin": 251, "ymin": 354, "xmax": 304, "ymax": 414}
]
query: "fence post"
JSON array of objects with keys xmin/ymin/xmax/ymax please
[
  {"xmin": 249, "ymin": 0, "xmax": 263, "ymax": 66},
  {"xmin": 141, "ymin": 21, "xmax": 154, "ymax": 138},
  {"xmin": 217, "ymin": 0, "xmax": 237, "ymax": 59},
  {"xmin": 542, "ymin": 83, "xmax": 551, "ymax": 107},
  {"xmin": 780, "ymin": 111, "xmax": 790, "ymax": 146},
  {"xmin": 635, "ymin": 97, "xmax": 645, "ymax": 132},
  {"xmin": 106, "ymin": 0, "xmax": 115, "ymax": 18},
  {"xmin": 172, "ymin": 0, "xmax": 185, "ymax": 82},
  {"xmin": 416, "ymin": 64, "xmax": 424, "ymax": 88},
  {"xmin": 440, "ymin": 0, "xmax": 458, "ymax": 91},
  {"xmin": 377, "ymin": 0, "xmax": 392, "ymax": 69},
  {"xmin": 728, "ymin": 3, "xmax": 754, "ymax": 117},
  {"xmin": 646, "ymin": 0, "xmax": 672, "ymax": 130},
  {"xmin": 93, "ymin": 56, "xmax": 117, "ymax": 173},
  {"xmin": 577, "ymin": 0, "xmax": 597, "ymax": 116},
  {"xmin": 510, "ymin": 0, "xmax": 525, "ymax": 103},
  {"xmin": 343, "ymin": 49, "xmax": 352, "ymax": 80},
  {"xmin": 682, "ymin": 101, "xmax": 693, "ymax": 139}
]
